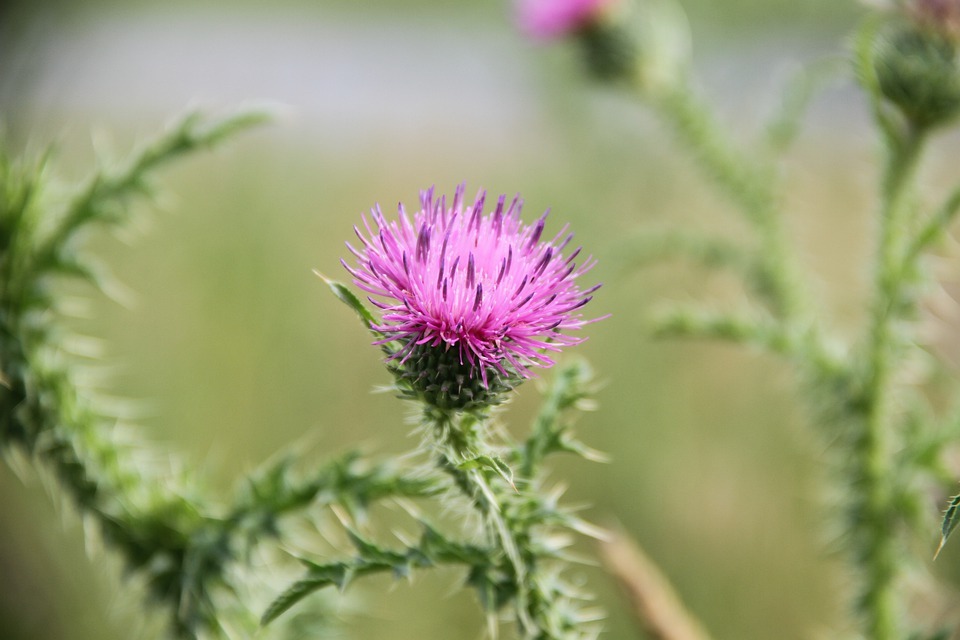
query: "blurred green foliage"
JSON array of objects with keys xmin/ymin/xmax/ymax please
[{"xmin": 8, "ymin": 1, "xmax": 960, "ymax": 639}]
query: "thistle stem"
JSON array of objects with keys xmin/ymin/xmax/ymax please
[
  {"xmin": 853, "ymin": 124, "xmax": 925, "ymax": 640},
  {"xmin": 427, "ymin": 410, "xmax": 534, "ymax": 633}
]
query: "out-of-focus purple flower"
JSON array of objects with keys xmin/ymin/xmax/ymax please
[
  {"xmin": 517, "ymin": 0, "xmax": 614, "ymax": 39},
  {"xmin": 866, "ymin": 0, "xmax": 960, "ymax": 37},
  {"xmin": 909, "ymin": 0, "xmax": 960, "ymax": 37},
  {"xmin": 343, "ymin": 185, "xmax": 601, "ymax": 405}
]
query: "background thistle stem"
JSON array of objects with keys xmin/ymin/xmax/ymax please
[
  {"xmin": 851, "ymin": 124, "xmax": 926, "ymax": 640},
  {"xmin": 630, "ymin": 34, "xmax": 940, "ymax": 637}
]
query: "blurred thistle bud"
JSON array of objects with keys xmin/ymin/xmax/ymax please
[
  {"xmin": 868, "ymin": 1, "xmax": 960, "ymax": 128},
  {"xmin": 518, "ymin": 0, "xmax": 637, "ymax": 81},
  {"xmin": 343, "ymin": 185, "xmax": 604, "ymax": 413},
  {"xmin": 577, "ymin": 11, "xmax": 641, "ymax": 82},
  {"xmin": 517, "ymin": 0, "xmax": 690, "ymax": 92}
]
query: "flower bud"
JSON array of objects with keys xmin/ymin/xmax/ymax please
[
  {"xmin": 518, "ymin": 0, "xmax": 638, "ymax": 82},
  {"xmin": 577, "ymin": 17, "xmax": 640, "ymax": 81},
  {"xmin": 871, "ymin": 11, "xmax": 960, "ymax": 128},
  {"xmin": 518, "ymin": 0, "xmax": 689, "ymax": 91}
]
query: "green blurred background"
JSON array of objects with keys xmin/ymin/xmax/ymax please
[{"xmin": 7, "ymin": 1, "xmax": 960, "ymax": 638}]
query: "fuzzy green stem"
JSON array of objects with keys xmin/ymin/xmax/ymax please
[
  {"xmin": 426, "ymin": 407, "xmax": 596, "ymax": 639},
  {"xmin": 427, "ymin": 409, "xmax": 534, "ymax": 633},
  {"xmin": 852, "ymin": 124, "xmax": 925, "ymax": 640}
]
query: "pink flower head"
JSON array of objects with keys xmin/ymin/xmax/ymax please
[
  {"xmin": 343, "ymin": 185, "xmax": 601, "ymax": 400},
  {"xmin": 518, "ymin": 0, "xmax": 614, "ymax": 39}
]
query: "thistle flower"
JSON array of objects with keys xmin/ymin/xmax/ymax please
[
  {"xmin": 343, "ymin": 185, "xmax": 602, "ymax": 411},
  {"xmin": 517, "ymin": 0, "xmax": 615, "ymax": 39}
]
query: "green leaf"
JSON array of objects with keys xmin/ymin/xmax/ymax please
[
  {"xmin": 192, "ymin": 109, "xmax": 272, "ymax": 146},
  {"xmin": 458, "ymin": 455, "xmax": 516, "ymax": 491},
  {"xmin": 935, "ymin": 492, "xmax": 960, "ymax": 559},
  {"xmin": 345, "ymin": 529, "xmax": 407, "ymax": 566},
  {"xmin": 314, "ymin": 271, "xmax": 377, "ymax": 329},
  {"xmin": 651, "ymin": 307, "xmax": 795, "ymax": 356},
  {"xmin": 261, "ymin": 562, "xmax": 349, "ymax": 626},
  {"xmin": 418, "ymin": 524, "xmax": 488, "ymax": 566}
]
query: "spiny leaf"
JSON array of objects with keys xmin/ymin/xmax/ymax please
[
  {"xmin": 1, "ymin": 111, "xmax": 270, "ymax": 638},
  {"xmin": 459, "ymin": 454, "xmax": 516, "ymax": 491},
  {"xmin": 518, "ymin": 359, "xmax": 600, "ymax": 480},
  {"xmin": 418, "ymin": 523, "xmax": 488, "ymax": 565},
  {"xmin": 651, "ymin": 307, "xmax": 794, "ymax": 356},
  {"xmin": 345, "ymin": 529, "xmax": 407, "ymax": 566},
  {"xmin": 261, "ymin": 562, "xmax": 350, "ymax": 626},
  {"xmin": 935, "ymin": 492, "xmax": 960, "ymax": 559},
  {"xmin": 315, "ymin": 272, "xmax": 377, "ymax": 329},
  {"xmin": 192, "ymin": 109, "xmax": 272, "ymax": 146},
  {"xmin": 40, "ymin": 109, "xmax": 271, "ymax": 263}
]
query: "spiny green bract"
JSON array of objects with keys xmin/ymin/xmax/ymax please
[{"xmin": 389, "ymin": 343, "xmax": 519, "ymax": 412}]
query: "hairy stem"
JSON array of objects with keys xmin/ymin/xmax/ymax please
[
  {"xmin": 426, "ymin": 405, "xmax": 595, "ymax": 639},
  {"xmin": 429, "ymin": 410, "xmax": 534, "ymax": 633},
  {"xmin": 852, "ymin": 124, "xmax": 925, "ymax": 640}
]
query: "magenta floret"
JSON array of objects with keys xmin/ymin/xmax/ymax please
[{"xmin": 517, "ymin": 0, "xmax": 613, "ymax": 39}]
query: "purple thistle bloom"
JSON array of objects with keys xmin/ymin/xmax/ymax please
[
  {"xmin": 343, "ymin": 185, "xmax": 601, "ymax": 408},
  {"xmin": 517, "ymin": 0, "xmax": 614, "ymax": 39}
]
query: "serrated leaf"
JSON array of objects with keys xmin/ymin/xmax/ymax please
[
  {"xmin": 314, "ymin": 271, "xmax": 377, "ymax": 329},
  {"xmin": 195, "ymin": 110, "xmax": 272, "ymax": 146},
  {"xmin": 261, "ymin": 563, "xmax": 348, "ymax": 626},
  {"xmin": 935, "ymin": 493, "xmax": 960, "ymax": 559},
  {"xmin": 345, "ymin": 529, "xmax": 406, "ymax": 566},
  {"xmin": 458, "ymin": 455, "xmax": 516, "ymax": 491},
  {"xmin": 418, "ymin": 523, "xmax": 488, "ymax": 565}
]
